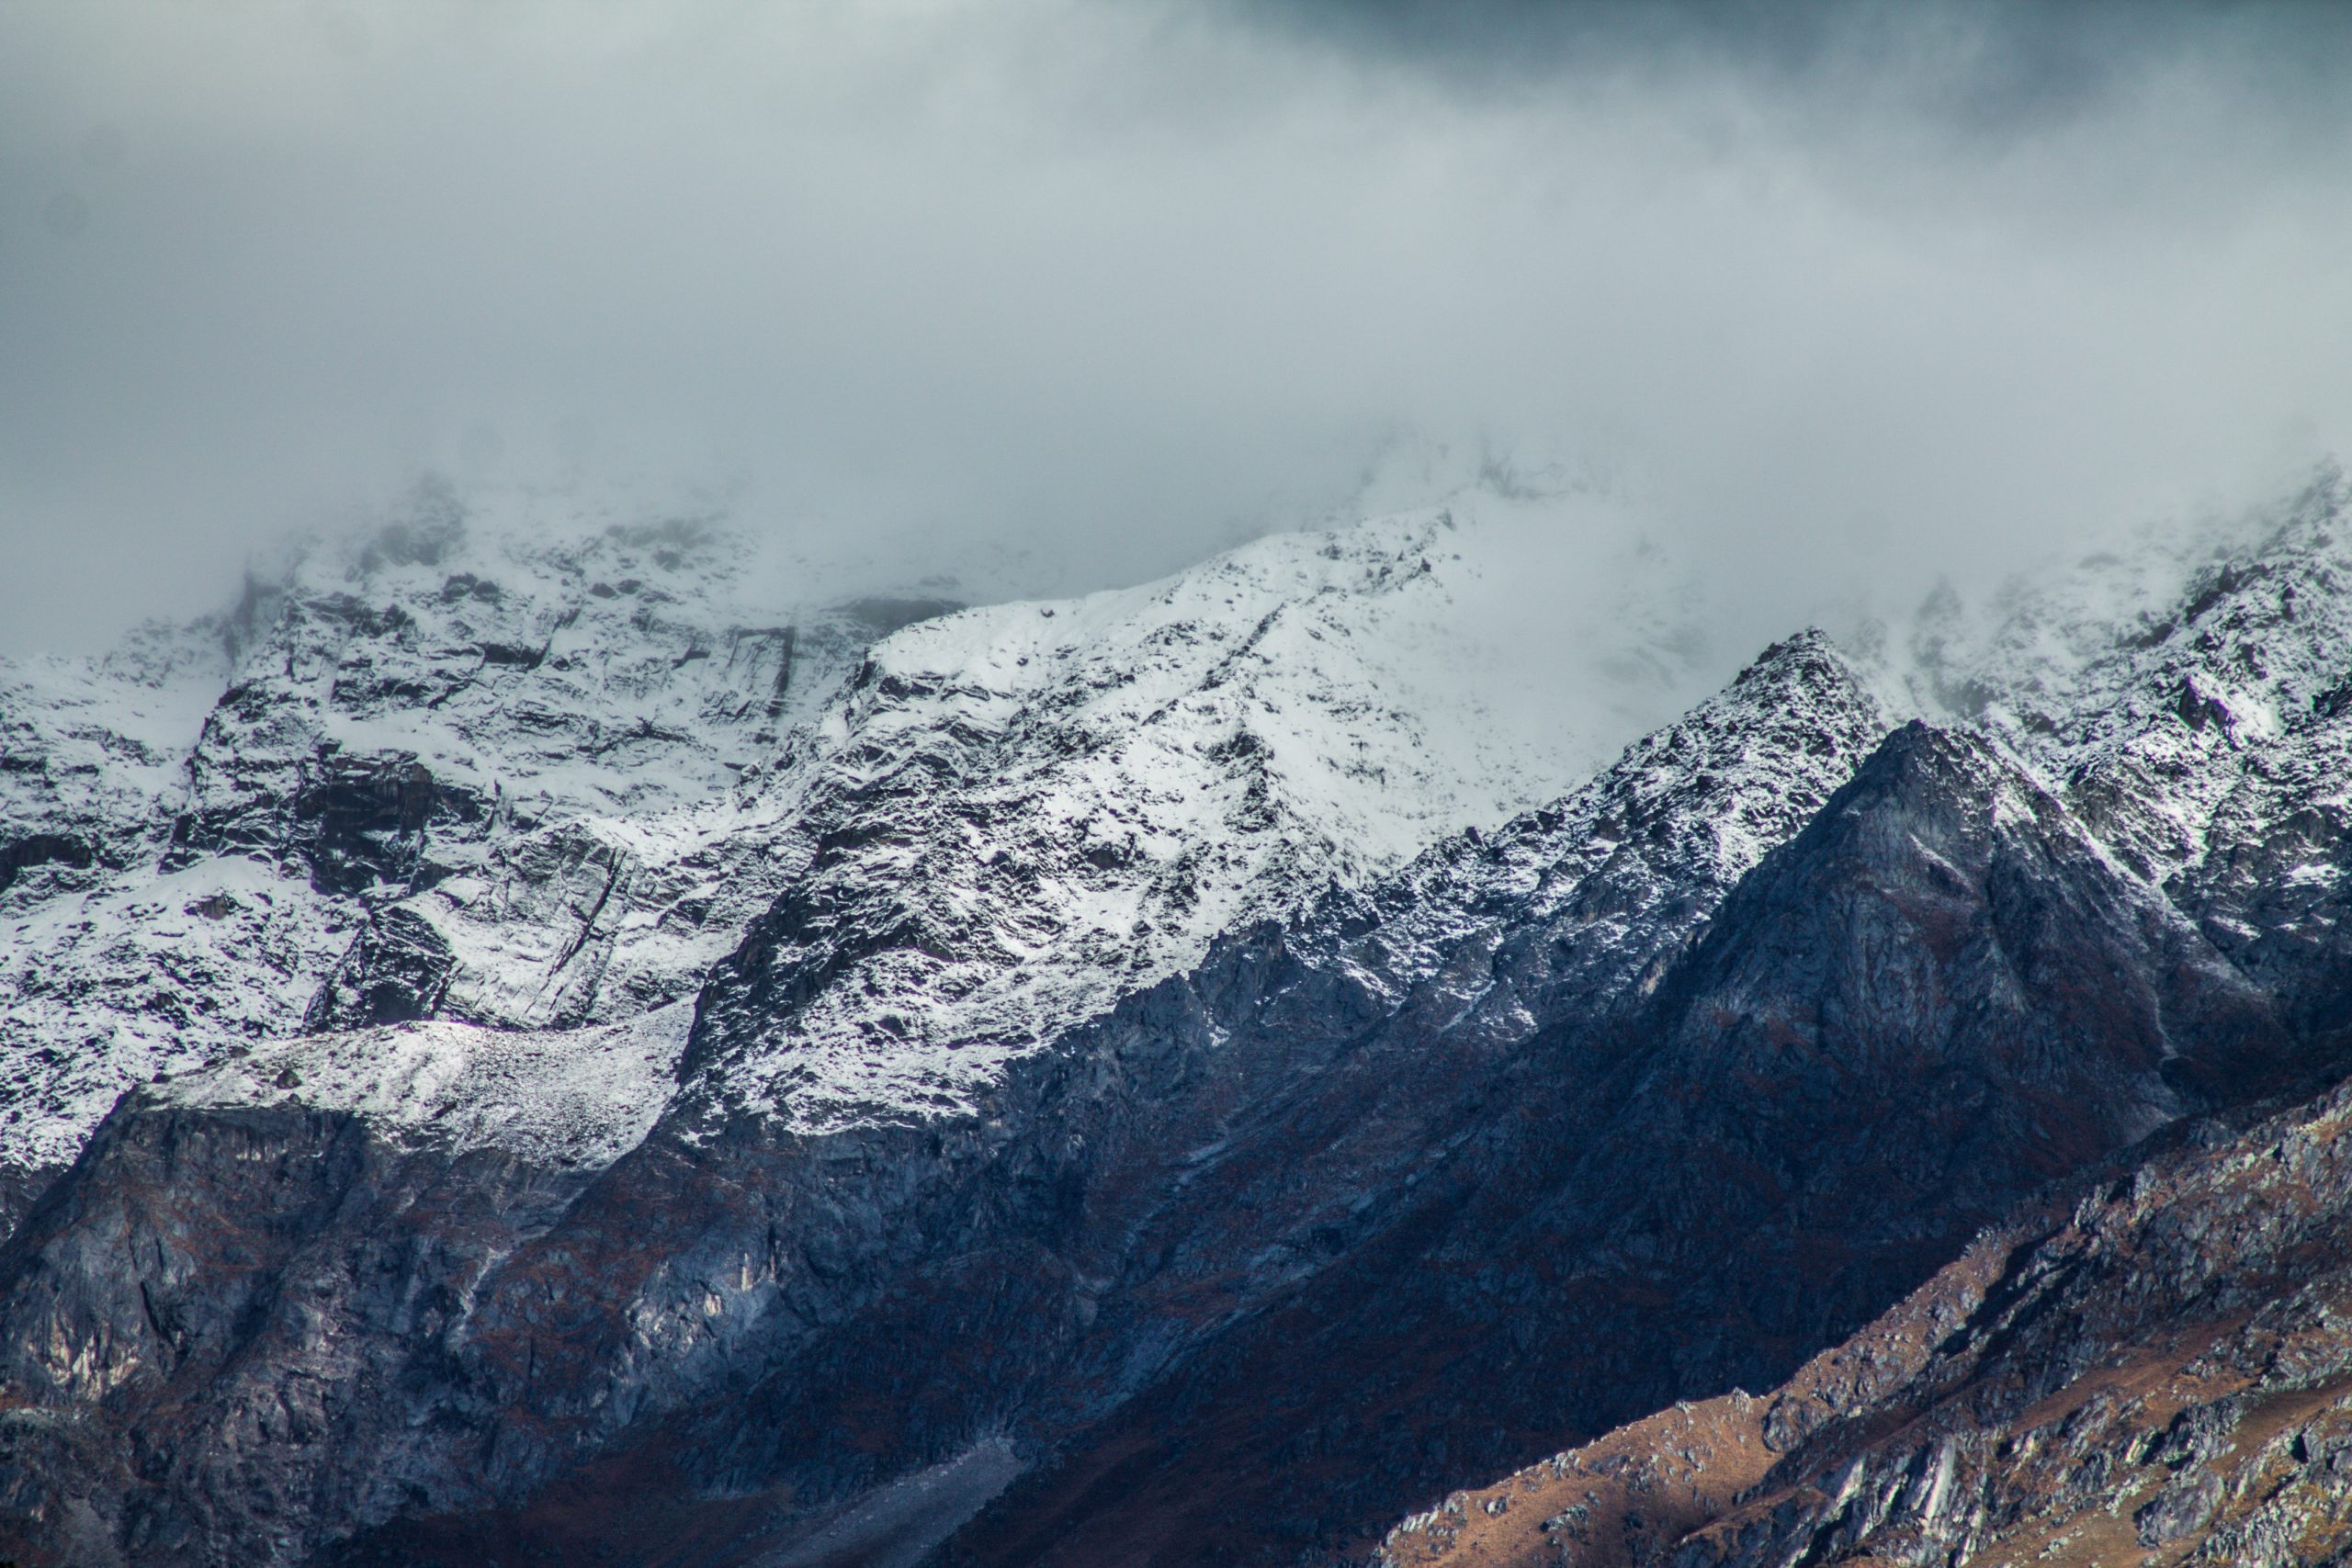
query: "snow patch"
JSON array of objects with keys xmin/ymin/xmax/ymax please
[{"xmin": 164, "ymin": 1002, "xmax": 694, "ymax": 1167}]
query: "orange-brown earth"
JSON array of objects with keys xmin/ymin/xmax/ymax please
[{"xmin": 1375, "ymin": 1075, "xmax": 2352, "ymax": 1568}]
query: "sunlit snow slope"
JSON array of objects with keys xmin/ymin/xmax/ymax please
[{"xmin": 4, "ymin": 478, "xmax": 1711, "ymax": 1184}]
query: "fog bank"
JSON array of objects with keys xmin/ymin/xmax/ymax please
[{"xmin": 4, "ymin": 0, "xmax": 2348, "ymax": 668}]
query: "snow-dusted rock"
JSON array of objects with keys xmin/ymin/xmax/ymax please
[
  {"xmin": 0, "ymin": 484, "xmax": 889, "ymax": 1179},
  {"xmin": 1909, "ymin": 463, "xmax": 2352, "ymax": 884},
  {"xmin": 0, "ymin": 616, "xmax": 228, "ymax": 914},
  {"xmin": 166, "ymin": 1003, "xmax": 694, "ymax": 1170},
  {"xmin": 684, "ymin": 503, "xmax": 1665, "ymax": 1127},
  {"xmin": 3, "ymin": 475, "xmax": 1713, "ymax": 1187}
]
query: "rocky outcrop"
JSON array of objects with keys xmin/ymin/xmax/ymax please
[
  {"xmin": 1920, "ymin": 464, "xmax": 2352, "ymax": 892},
  {"xmin": 1376, "ymin": 1066, "xmax": 2352, "ymax": 1568},
  {"xmin": 0, "ymin": 614, "xmax": 226, "ymax": 918},
  {"xmin": 301, "ymin": 907, "xmax": 457, "ymax": 1031},
  {"xmin": 0, "ymin": 834, "xmax": 97, "ymax": 896}
]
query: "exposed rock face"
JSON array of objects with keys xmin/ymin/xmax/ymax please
[
  {"xmin": 6, "ymin": 470, "xmax": 2352, "ymax": 1568},
  {"xmin": 1363, "ymin": 471, "xmax": 2352, "ymax": 1568},
  {"xmin": 300, "ymin": 906, "xmax": 459, "ymax": 1031},
  {"xmin": 938, "ymin": 718, "xmax": 2276, "ymax": 1568},
  {"xmin": 0, "ymin": 615, "xmax": 225, "ymax": 916}
]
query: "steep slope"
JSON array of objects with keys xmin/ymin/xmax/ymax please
[
  {"xmin": 2, "ymin": 479, "xmax": 1692, "ymax": 1209},
  {"xmin": 0, "ymin": 479, "xmax": 1711, "ymax": 1565},
  {"xmin": 1916, "ymin": 464, "xmax": 2352, "ymax": 894},
  {"xmin": 1361, "ymin": 468, "xmax": 2352, "ymax": 1568},
  {"xmin": 944, "ymin": 720, "xmax": 2274, "ymax": 1568},
  {"xmin": 678, "ymin": 503, "xmax": 1613, "ymax": 1127},
  {"xmin": 9, "ymin": 468, "xmax": 2352, "ymax": 1568},
  {"xmin": 952, "ymin": 476, "xmax": 2352, "ymax": 1564},
  {"xmin": 1374, "ymin": 1067, "xmax": 2352, "ymax": 1568},
  {"xmin": 1909, "ymin": 465, "xmax": 2352, "ymax": 1072},
  {"xmin": 0, "ymin": 617, "xmax": 228, "ymax": 912}
]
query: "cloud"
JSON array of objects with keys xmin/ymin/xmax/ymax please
[{"xmin": 3, "ymin": 0, "xmax": 2349, "ymax": 675}]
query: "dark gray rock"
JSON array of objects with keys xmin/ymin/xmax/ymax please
[
  {"xmin": 302, "ymin": 907, "xmax": 458, "ymax": 1031},
  {"xmin": 2135, "ymin": 1467, "xmax": 2225, "ymax": 1547}
]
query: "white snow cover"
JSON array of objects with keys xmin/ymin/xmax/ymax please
[
  {"xmin": 1905, "ymin": 464, "xmax": 2352, "ymax": 881},
  {"xmin": 684, "ymin": 488, "xmax": 1715, "ymax": 1127},
  {"xmin": 24, "ymin": 462, "xmax": 2352, "ymax": 1174},
  {"xmin": 165, "ymin": 1003, "xmax": 694, "ymax": 1168},
  {"xmin": 0, "ymin": 622, "xmax": 228, "ymax": 883},
  {"xmin": 1, "ymin": 488, "xmax": 886, "ymax": 1171},
  {"xmin": 6, "ymin": 476, "xmax": 1716, "ymax": 1167}
]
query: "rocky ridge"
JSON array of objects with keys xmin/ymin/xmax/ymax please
[
  {"xmin": 1365, "ymin": 465, "xmax": 2352, "ymax": 1568},
  {"xmin": 4, "ymin": 482, "xmax": 1668, "ymax": 1195},
  {"xmin": 0, "ymin": 610, "xmax": 1878, "ymax": 1567},
  {"xmin": 675, "ymin": 502, "xmax": 1619, "ymax": 1128}
]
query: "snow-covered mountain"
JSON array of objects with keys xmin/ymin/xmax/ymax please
[
  {"xmin": 0, "ymin": 475, "xmax": 1703, "ymax": 1189},
  {"xmin": 1905, "ymin": 464, "xmax": 2352, "ymax": 886},
  {"xmin": 1, "ymin": 484, "xmax": 897, "ymax": 1181},
  {"xmin": 8, "ymin": 466, "xmax": 2352, "ymax": 1568},
  {"xmin": 679, "ymin": 498, "xmax": 1709, "ymax": 1129}
]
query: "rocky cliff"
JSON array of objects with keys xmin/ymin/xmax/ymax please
[{"xmin": 0, "ymin": 485, "xmax": 897, "ymax": 1224}]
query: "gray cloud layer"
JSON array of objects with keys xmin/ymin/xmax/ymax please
[{"xmin": 4, "ymin": 0, "xmax": 2349, "ymax": 660}]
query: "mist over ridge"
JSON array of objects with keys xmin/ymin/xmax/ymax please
[{"xmin": 6, "ymin": 0, "xmax": 2349, "ymax": 702}]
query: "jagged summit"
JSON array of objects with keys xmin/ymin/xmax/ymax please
[
  {"xmin": 0, "ymin": 570, "xmax": 1900, "ymax": 1568},
  {"xmin": 1903, "ymin": 463, "xmax": 2352, "ymax": 881},
  {"xmin": 682, "ymin": 504, "xmax": 1675, "ymax": 1127},
  {"xmin": 1306, "ymin": 626, "xmax": 1889, "ymax": 1019}
]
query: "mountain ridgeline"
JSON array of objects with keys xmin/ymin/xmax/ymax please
[{"xmin": 6, "ymin": 470, "xmax": 2352, "ymax": 1566}]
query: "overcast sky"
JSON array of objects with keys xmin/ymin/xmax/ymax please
[{"xmin": 5, "ymin": 0, "xmax": 2351, "ymax": 657}]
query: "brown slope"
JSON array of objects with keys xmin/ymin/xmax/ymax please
[{"xmin": 1374, "ymin": 1069, "xmax": 2352, "ymax": 1568}]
